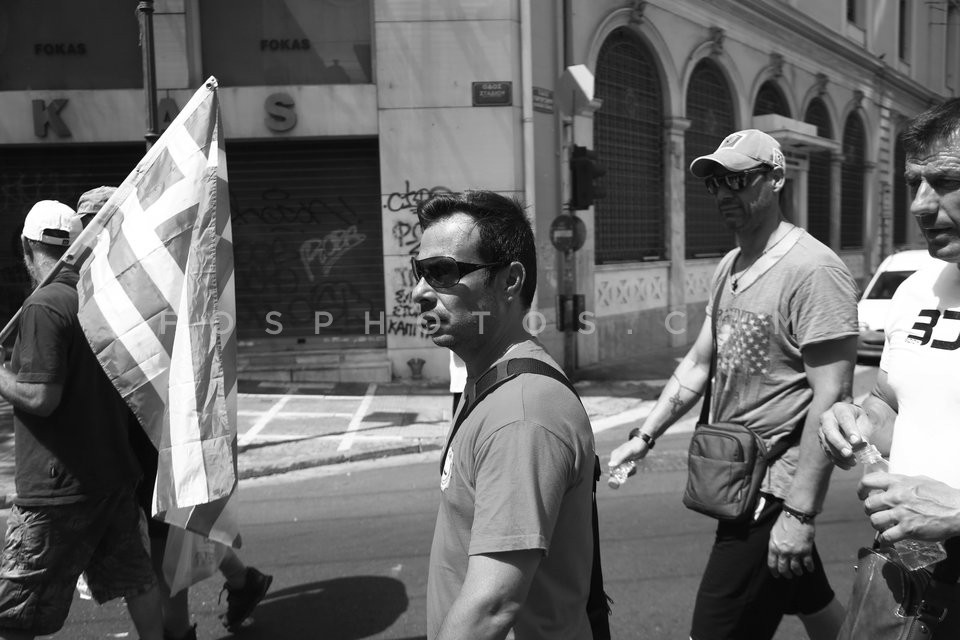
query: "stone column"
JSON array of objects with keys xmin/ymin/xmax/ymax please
[
  {"xmin": 863, "ymin": 160, "xmax": 878, "ymax": 274},
  {"xmin": 664, "ymin": 117, "xmax": 691, "ymax": 347},
  {"xmin": 829, "ymin": 152, "xmax": 843, "ymax": 252}
]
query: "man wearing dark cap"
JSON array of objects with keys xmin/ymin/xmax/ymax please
[
  {"xmin": 76, "ymin": 185, "xmax": 116, "ymax": 227},
  {"xmin": 0, "ymin": 201, "xmax": 164, "ymax": 639},
  {"xmin": 610, "ymin": 129, "xmax": 859, "ymax": 639}
]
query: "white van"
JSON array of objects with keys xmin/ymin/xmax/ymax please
[{"xmin": 857, "ymin": 249, "xmax": 944, "ymax": 358}]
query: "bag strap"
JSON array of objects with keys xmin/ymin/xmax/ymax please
[
  {"xmin": 698, "ymin": 263, "xmax": 731, "ymax": 425},
  {"xmin": 439, "ymin": 356, "xmax": 611, "ymax": 638}
]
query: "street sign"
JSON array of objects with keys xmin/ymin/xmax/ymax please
[
  {"xmin": 549, "ymin": 214, "xmax": 586, "ymax": 252},
  {"xmin": 472, "ymin": 81, "xmax": 512, "ymax": 106},
  {"xmin": 533, "ymin": 86, "xmax": 554, "ymax": 113}
]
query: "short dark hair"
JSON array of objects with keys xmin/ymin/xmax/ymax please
[
  {"xmin": 417, "ymin": 190, "xmax": 537, "ymax": 308},
  {"xmin": 901, "ymin": 97, "xmax": 960, "ymax": 157}
]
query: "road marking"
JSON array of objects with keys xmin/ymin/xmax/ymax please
[
  {"xmin": 238, "ymin": 411, "xmax": 353, "ymax": 419},
  {"xmin": 239, "ymin": 393, "xmax": 369, "ymax": 401},
  {"xmin": 239, "ymin": 393, "xmax": 295, "ymax": 446},
  {"xmin": 244, "ymin": 433, "xmax": 407, "ymax": 443},
  {"xmin": 337, "ymin": 383, "xmax": 377, "ymax": 452}
]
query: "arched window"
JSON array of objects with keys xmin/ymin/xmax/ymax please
[
  {"xmin": 893, "ymin": 135, "xmax": 908, "ymax": 246},
  {"xmin": 684, "ymin": 59, "xmax": 736, "ymax": 258},
  {"xmin": 594, "ymin": 28, "xmax": 665, "ymax": 263},
  {"xmin": 803, "ymin": 99, "xmax": 834, "ymax": 245},
  {"xmin": 753, "ymin": 81, "xmax": 790, "ymax": 117},
  {"xmin": 841, "ymin": 112, "xmax": 866, "ymax": 249}
]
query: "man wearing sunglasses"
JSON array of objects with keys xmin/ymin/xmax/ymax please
[
  {"xmin": 416, "ymin": 191, "xmax": 597, "ymax": 639},
  {"xmin": 609, "ymin": 129, "xmax": 859, "ymax": 640}
]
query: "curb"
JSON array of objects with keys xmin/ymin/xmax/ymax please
[{"xmin": 238, "ymin": 441, "xmax": 444, "ymax": 481}]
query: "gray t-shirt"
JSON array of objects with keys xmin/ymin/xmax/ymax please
[
  {"xmin": 426, "ymin": 340, "xmax": 595, "ymax": 639},
  {"xmin": 706, "ymin": 229, "xmax": 859, "ymax": 497}
]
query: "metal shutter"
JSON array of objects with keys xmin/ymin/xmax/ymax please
[
  {"xmin": 226, "ymin": 138, "xmax": 384, "ymax": 342},
  {"xmin": 0, "ymin": 144, "xmax": 143, "ymax": 324}
]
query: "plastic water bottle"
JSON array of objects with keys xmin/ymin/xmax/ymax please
[
  {"xmin": 607, "ymin": 459, "xmax": 637, "ymax": 489},
  {"xmin": 855, "ymin": 443, "xmax": 947, "ymax": 571}
]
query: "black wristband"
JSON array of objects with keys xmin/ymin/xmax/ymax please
[
  {"xmin": 628, "ymin": 427, "xmax": 655, "ymax": 449},
  {"xmin": 781, "ymin": 503, "xmax": 817, "ymax": 525}
]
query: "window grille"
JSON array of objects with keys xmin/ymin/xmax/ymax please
[
  {"xmin": 684, "ymin": 60, "xmax": 736, "ymax": 258},
  {"xmin": 841, "ymin": 113, "xmax": 866, "ymax": 250},
  {"xmin": 893, "ymin": 137, "xmax": 908, "ymax": 246},
  {"xmin": 594, "ymin": 29, "xmax": 665, "ymax": 263},
  {"xmin": 753, "ymin": 82, "xmax": 790, "ymax": 117},
  {"xmin": 804, "ymin": 99, "xmax": 833, "ymax": 245}
]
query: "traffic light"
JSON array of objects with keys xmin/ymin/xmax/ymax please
[{"xmin": 570, "ymin": 145, "xmax": 606, "ymax": 210}]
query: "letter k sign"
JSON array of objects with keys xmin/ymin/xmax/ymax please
[{"xmin": 33, "ymin": 99, "xmax": 72, "ymax": 138}]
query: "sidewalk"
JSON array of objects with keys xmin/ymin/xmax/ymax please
[{"xmin": 0, "ymin": 345, "xmax": 688, "ymax": 507}]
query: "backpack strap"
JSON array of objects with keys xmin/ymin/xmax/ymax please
[{"xmin": 439, "ymin": 356, "xmax": 611, "ymax": 638}]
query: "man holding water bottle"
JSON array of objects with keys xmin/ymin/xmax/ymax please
[{"xmin": 819, "ymin": 98, "xmax": 960, "ymax": 638}]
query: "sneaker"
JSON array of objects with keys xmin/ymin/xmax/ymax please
[
  {"xmin": 219, "ymin": 567, "xmax": 273, "ymax": 631},
  {"xmin": 164, "ymin": 624, "xmax": 197, "ymax": 640}
]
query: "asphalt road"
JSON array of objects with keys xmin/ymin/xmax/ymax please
[{"xmin": 35, "ymin": 366, "xmax": 880, "ymax": 639}]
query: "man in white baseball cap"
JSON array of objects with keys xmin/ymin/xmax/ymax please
[
  {"xmin": 611, "ymin": 127, "xmax": 859, "ymax": 640},
  {"xmin": 0, "ymin": 200, "xmax": 165, "ymax": 639},
  {"xmin": 689, "ymin": 128, "xmax": 786, "ymax": 178},
  {"xmin": 21, "ymin": 200, "xmax": 81, "ymax": 249}
]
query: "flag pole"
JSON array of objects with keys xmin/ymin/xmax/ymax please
[
  {"xmin": 138, "ymin": 0, "xmax": 160, "ymax": 150},
  {"xmin": 0, "ymin": 198, "xmax": 118, "ymax": 347}
]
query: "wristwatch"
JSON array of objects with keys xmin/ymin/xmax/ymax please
[
  {"xmin": 628, "ymin": 427, "xmax": 655, "ymax": 449},
  {"xmin": 781, "ymin": 503, "xmax": 817, "ymax": 525}
]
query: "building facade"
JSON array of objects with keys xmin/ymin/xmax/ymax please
[{"xmin": 0, "ymin": 0, "xmax": 954, "ymax": 382}]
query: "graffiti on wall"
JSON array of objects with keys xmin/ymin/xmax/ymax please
[
  {"xmin": 231, "ymin": 187, "xmax": 380, "ymax": 336},
  {"xmin": 299, "ymin": 225, "xmax": 366, "ymax": 281},
  {"xmin": 384, "ymin": 180, "xmax": 452, "ymax": 256}
]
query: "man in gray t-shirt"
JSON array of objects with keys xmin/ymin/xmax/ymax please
[
  {"xmin": 413, "ymin": 190, "xmax": 597, "ymax": 639},
  {"xmin": 610, "ymin": 129, "xmax": 858, "ymax": 640}
]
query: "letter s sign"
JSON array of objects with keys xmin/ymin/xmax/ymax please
[{"xmin": 264, "ymin": 92, "xmax": 297, "ymax": 132}]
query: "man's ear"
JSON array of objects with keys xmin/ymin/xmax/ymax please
[
  {"xmin": 505, "ymin": 262, "xmax": 525, "ymax": 297},
  {"xmin": 770, "ymin": 167, "xmax": 786, "ymax": 192}
]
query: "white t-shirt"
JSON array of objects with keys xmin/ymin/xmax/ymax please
[
  {"xmin": 882, "ymin": 260, "xmax": 960, "ymax": 488},
  {"xmin": 449, "ymin": 351, "xmax": 467, "ymax": 393}
]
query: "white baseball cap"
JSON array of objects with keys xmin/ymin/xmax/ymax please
[
  {"xmin": 689, "ymin": 129, "xmax": 785, "ymax": 177},
  {"xmin": 21, "ymin": 200, "xmax": 81, "ymax": 247}
]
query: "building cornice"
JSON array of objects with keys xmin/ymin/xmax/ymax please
[{"xmin": 732, "ymin": 0, "xmax": 942, "ymax": 105}]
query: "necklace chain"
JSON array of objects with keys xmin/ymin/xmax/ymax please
[{"xmin": 731, "ymin": 224, "xmax": 793, "ymax": 292}]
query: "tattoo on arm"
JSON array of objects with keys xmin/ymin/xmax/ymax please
[
  {"xmin": 667, "ymin": 390, "xmax": 684, "ymax": 417},
  {"xmin": 667, "ymin": 374, "xmax": 698, "ymax": 417},
  {"xmin": 670, "ymin": 373, "xmax": 699, "ymax": 395}
]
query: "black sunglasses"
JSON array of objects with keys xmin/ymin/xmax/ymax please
[
  {"xmin": 411, "ymin": 256, "xmax": 506, "ymax": 289},
  {"xmin": 704, "ymin": 166, "xmax": 771, "ymax": 195}
]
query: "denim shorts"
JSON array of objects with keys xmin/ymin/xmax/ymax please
[{"xmin": 0, "ymin": 488, "xmax": 157, "ymax": 635}]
